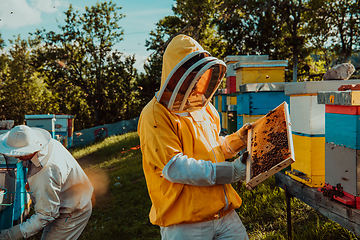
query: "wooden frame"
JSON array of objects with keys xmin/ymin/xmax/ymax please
[{"xmin": 245, "ymin": 102, "xmax": 295, "ymax": 190}]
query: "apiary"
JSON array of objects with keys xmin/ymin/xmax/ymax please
[
  {"xmin": 285, "ymin": 80, "xmax": 360, "ymax": 188},
  {"xmin": 245, "ymin": 102, "xmax": 295, "ymax": 190},
  {"xmin": 317, "ymin": 89, "xmax": 360, "ymax": 208},
  {"xmin": 234, "ymin": 60, "xmax": 288, "ymax": 85},
  {"xmin": 225, "ymin": 55, "xmax": 269, "ymax": 93}
]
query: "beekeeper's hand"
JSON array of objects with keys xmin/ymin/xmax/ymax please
[
  {"xmin": 0, "ymin": 225, "xmax": 23, "ymax": 240},
  {"xmin": 236, "ymin": 123, "xmax": 252, "ymax": 143},
  {"xmin": 221, "ymin": 123, "xmax": 252, "ymax": 158},
  {"xmin": 215, "ymin": 151, "xmax": 248, "ymax": 184}
]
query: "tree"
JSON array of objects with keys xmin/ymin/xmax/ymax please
[
  {"xmin": 304, "ymin": 0, "xmax": 360, "ymax": 69},
  {"xmin": 141, "ymin": 0, "xmax": 225, "ymax": 104},
  {"xmin": 0, "ymin": 36, "xmax": 57, "ymax": 125},
  {"xmin": 33, "ymin": 1, "xmax": 137, "ymax": 128}
]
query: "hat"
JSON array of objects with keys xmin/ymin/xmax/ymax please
[{"xmin": 0, "ymin": 125, "xmax": 51, "ymax": 157}]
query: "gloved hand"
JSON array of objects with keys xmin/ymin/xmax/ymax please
[
  {"xmin": 221, "ymin": 123, "xmax": 252, "ymax": 157},
  {"xmin": 215, "ymin": 151, "xmax": 249, "ymax": 184},
  {"xmin": 0, "ymin": 225, "xmax": 23, "ymax": 240},
  {"xmin": 236, "ymin": 123, "xmax": 252, "ymax": 144}
]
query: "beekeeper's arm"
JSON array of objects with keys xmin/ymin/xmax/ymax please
[
  {"xmin": 163, "ymin": 151, "xmax": 248, "ymax": 186},
  {"xmin": 219, "ymin": 123, "xmax": 252, "ymax": 159},
  {"xmin": 0, "ymin": 165, "xmax": 62, "ymax": 240}
]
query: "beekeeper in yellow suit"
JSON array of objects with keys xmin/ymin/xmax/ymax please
[
  {"xmin": 138, "ymin": 34, "xmax": 251, "ymax": 239},
  {"xmin": 0, "ymin": 125, "xmax": 93, "ymax": 240}
]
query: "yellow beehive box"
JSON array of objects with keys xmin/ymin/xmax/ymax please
[
  {"xmin": 226, "ymin": 95, "xmax": 237, "ymax": 106},
  {"xmin": 286, "ymin": 134, "xmax": 325, "ymax": 187},
  {"xmin": 234, "ymin": 60, "xmax": 288, "ymax": 85}
]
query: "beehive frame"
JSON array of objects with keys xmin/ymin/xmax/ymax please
[{"xmin": 245, "ymin": 102, "xmax": 295, "ymax": 190}]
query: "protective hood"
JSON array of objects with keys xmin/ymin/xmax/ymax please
[{"xmin": 156, "ymin": 35, "xmax": 227, "ymax": 112}]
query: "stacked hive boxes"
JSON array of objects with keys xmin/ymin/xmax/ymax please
[
  {"xmin": 285, "ymin": 80, "xmax": 360, "ymax": 188},
  {"xmin": 213, "ymin": 55, "xmax": 290, "ymax": 134},
  {"xmin": 317, "ymin": 89, "xmax": 360, "ymax": 208},
  {"xmin": 224, "ymin": 55, "xmax": 269, "ymax": 94}
]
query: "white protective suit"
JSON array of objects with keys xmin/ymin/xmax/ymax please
[{"xmin": 1, "ymin": 138, "xmax": 94, "ymax": 240}]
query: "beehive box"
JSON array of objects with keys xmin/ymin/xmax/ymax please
[
  {"xmin": 0, "ymin": 156, "xmax": 27, "ymax": 230},
  {"xmin": 237, "ymin": 83, "xmax": 289, "ymax": 115},
  {"xmin": 221, "ymin": 94, "xmax": 227, "ymax": 113},
  {"xmin": 25, "ymin": 114, "xmax": 56, "ymax": 138},
  {"xmin": 234, "ymin": 60, "xmax": 288, "ymax": 85},
  {"xmin": 237, "ymin": 115, "xmax": 263, "ymax": 128},
  {"xmin": 54, "ymin": 115, "xmax": 75, "ymax": 149},
  {"xmin": 227, "ymin": 105, "xmax": 237, "ymax": 134},
  {"xmin": 221, "ymin": 112, "xmax": 228, "ymax": 131},
  {"xmin": 245, "ymin": 102, "xmax": 295, "ymax": 190},
  {"xmin": 225, "ymin": 55, "xmax": 269, "ymax": 93},
  {"xmin": 317, "ymin": 90, "xmax": 360, "ymax": 206},
  {"xmin": 213, "ymin": 95, "xmax": 219, "ymax": 110},
  {"xmin": 217, "ymin": 95, "xmax": 223, "ymax": 112},
  {"xmin": 285, "ymin": 80, "xmax": 360, "ymax": 187}
]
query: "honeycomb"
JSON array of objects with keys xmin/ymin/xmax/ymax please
[{"xmin": 250, "ymin": 103, "xmax": 291, "ymax": 178}]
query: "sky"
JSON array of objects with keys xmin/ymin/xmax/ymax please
[{"xmin": 0, "ymin": 0, "xmax": 175, "ymax": 72}]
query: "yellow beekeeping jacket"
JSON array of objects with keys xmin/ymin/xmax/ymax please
[{"xmin": 138, "ymin": 35, "xmax": 243, "ymax": 227}]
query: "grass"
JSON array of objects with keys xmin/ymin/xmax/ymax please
[{"xmin": 29, "ymin": 132, "xmax": 358, "ymax": 240}]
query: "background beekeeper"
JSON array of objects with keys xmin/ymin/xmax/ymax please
[
  {"xmin": 138, "ymin": 34, "xmax": 251, "ymax": 240},
  {"xmin": 0, "ymin": 125, "xmax": 93, "ymax": 240}
]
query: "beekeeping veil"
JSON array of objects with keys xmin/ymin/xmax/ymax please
[
  {"xmin": 0, "ymin": 125, "xmax": 51, "ymax": 179},
  {"xmin": 156, "ymin": 35, "xmax": 227, "ymax": 112}
]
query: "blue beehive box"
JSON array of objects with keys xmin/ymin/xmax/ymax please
[
  {"xmin": 317, "ymin": 89, "xmax": 360, "ymax": 207},
  {"xmin": 221, "ymin": 94, "xmax": 227, "ymax": 113},
  {"xmin": 237, "ymin": 83, "xmax": 290, "ymax": 115},
  {"xmin": 25, "ymin": 114, "xmax": 56, "ymax": 138},
  {"xmin": 0, "ymin": 157, "xmax": 30, "ymax": 230}
]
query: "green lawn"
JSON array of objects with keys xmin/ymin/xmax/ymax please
[{"xmin": 30, "ymin": 132, "xmax": 358, "ymax": 240}]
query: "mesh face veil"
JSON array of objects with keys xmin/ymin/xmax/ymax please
[{"xmin": 156, "ymin": 50, "xmax": 227, "ymax": 111}]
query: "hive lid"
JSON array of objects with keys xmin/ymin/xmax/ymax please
[
  {"xmin": 224, "ymin": 55, "xmax": 269, "ymax": 64},
  {"xmin": 234, "ymin": 60, "xmax": 288, "ymax": 69},
  {"xmin": 239, "ymin": 82, "xmax": 289, "ymax": 93},
  {"xmin": 284, "ymin": 80, "xmax": 360, "ymax": 95},
  {"xmin": 245, "ymin": 102, "xmax": 295, "ymax": 190},
  {"xmin": 317, "ymin": 90, "xmax": 360, "ymax": 106}
]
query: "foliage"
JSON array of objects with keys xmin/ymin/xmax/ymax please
[
  {"xmin": 0, "ymin": 36, "xmax": 58, "ymax": 125},
  {"xmin": 304, "ymin": 0, "xmax": 360, "ymax": 69},
  {"xmin": 31, "ymin": 1, "xmax": 138, "ymax": 129}
]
